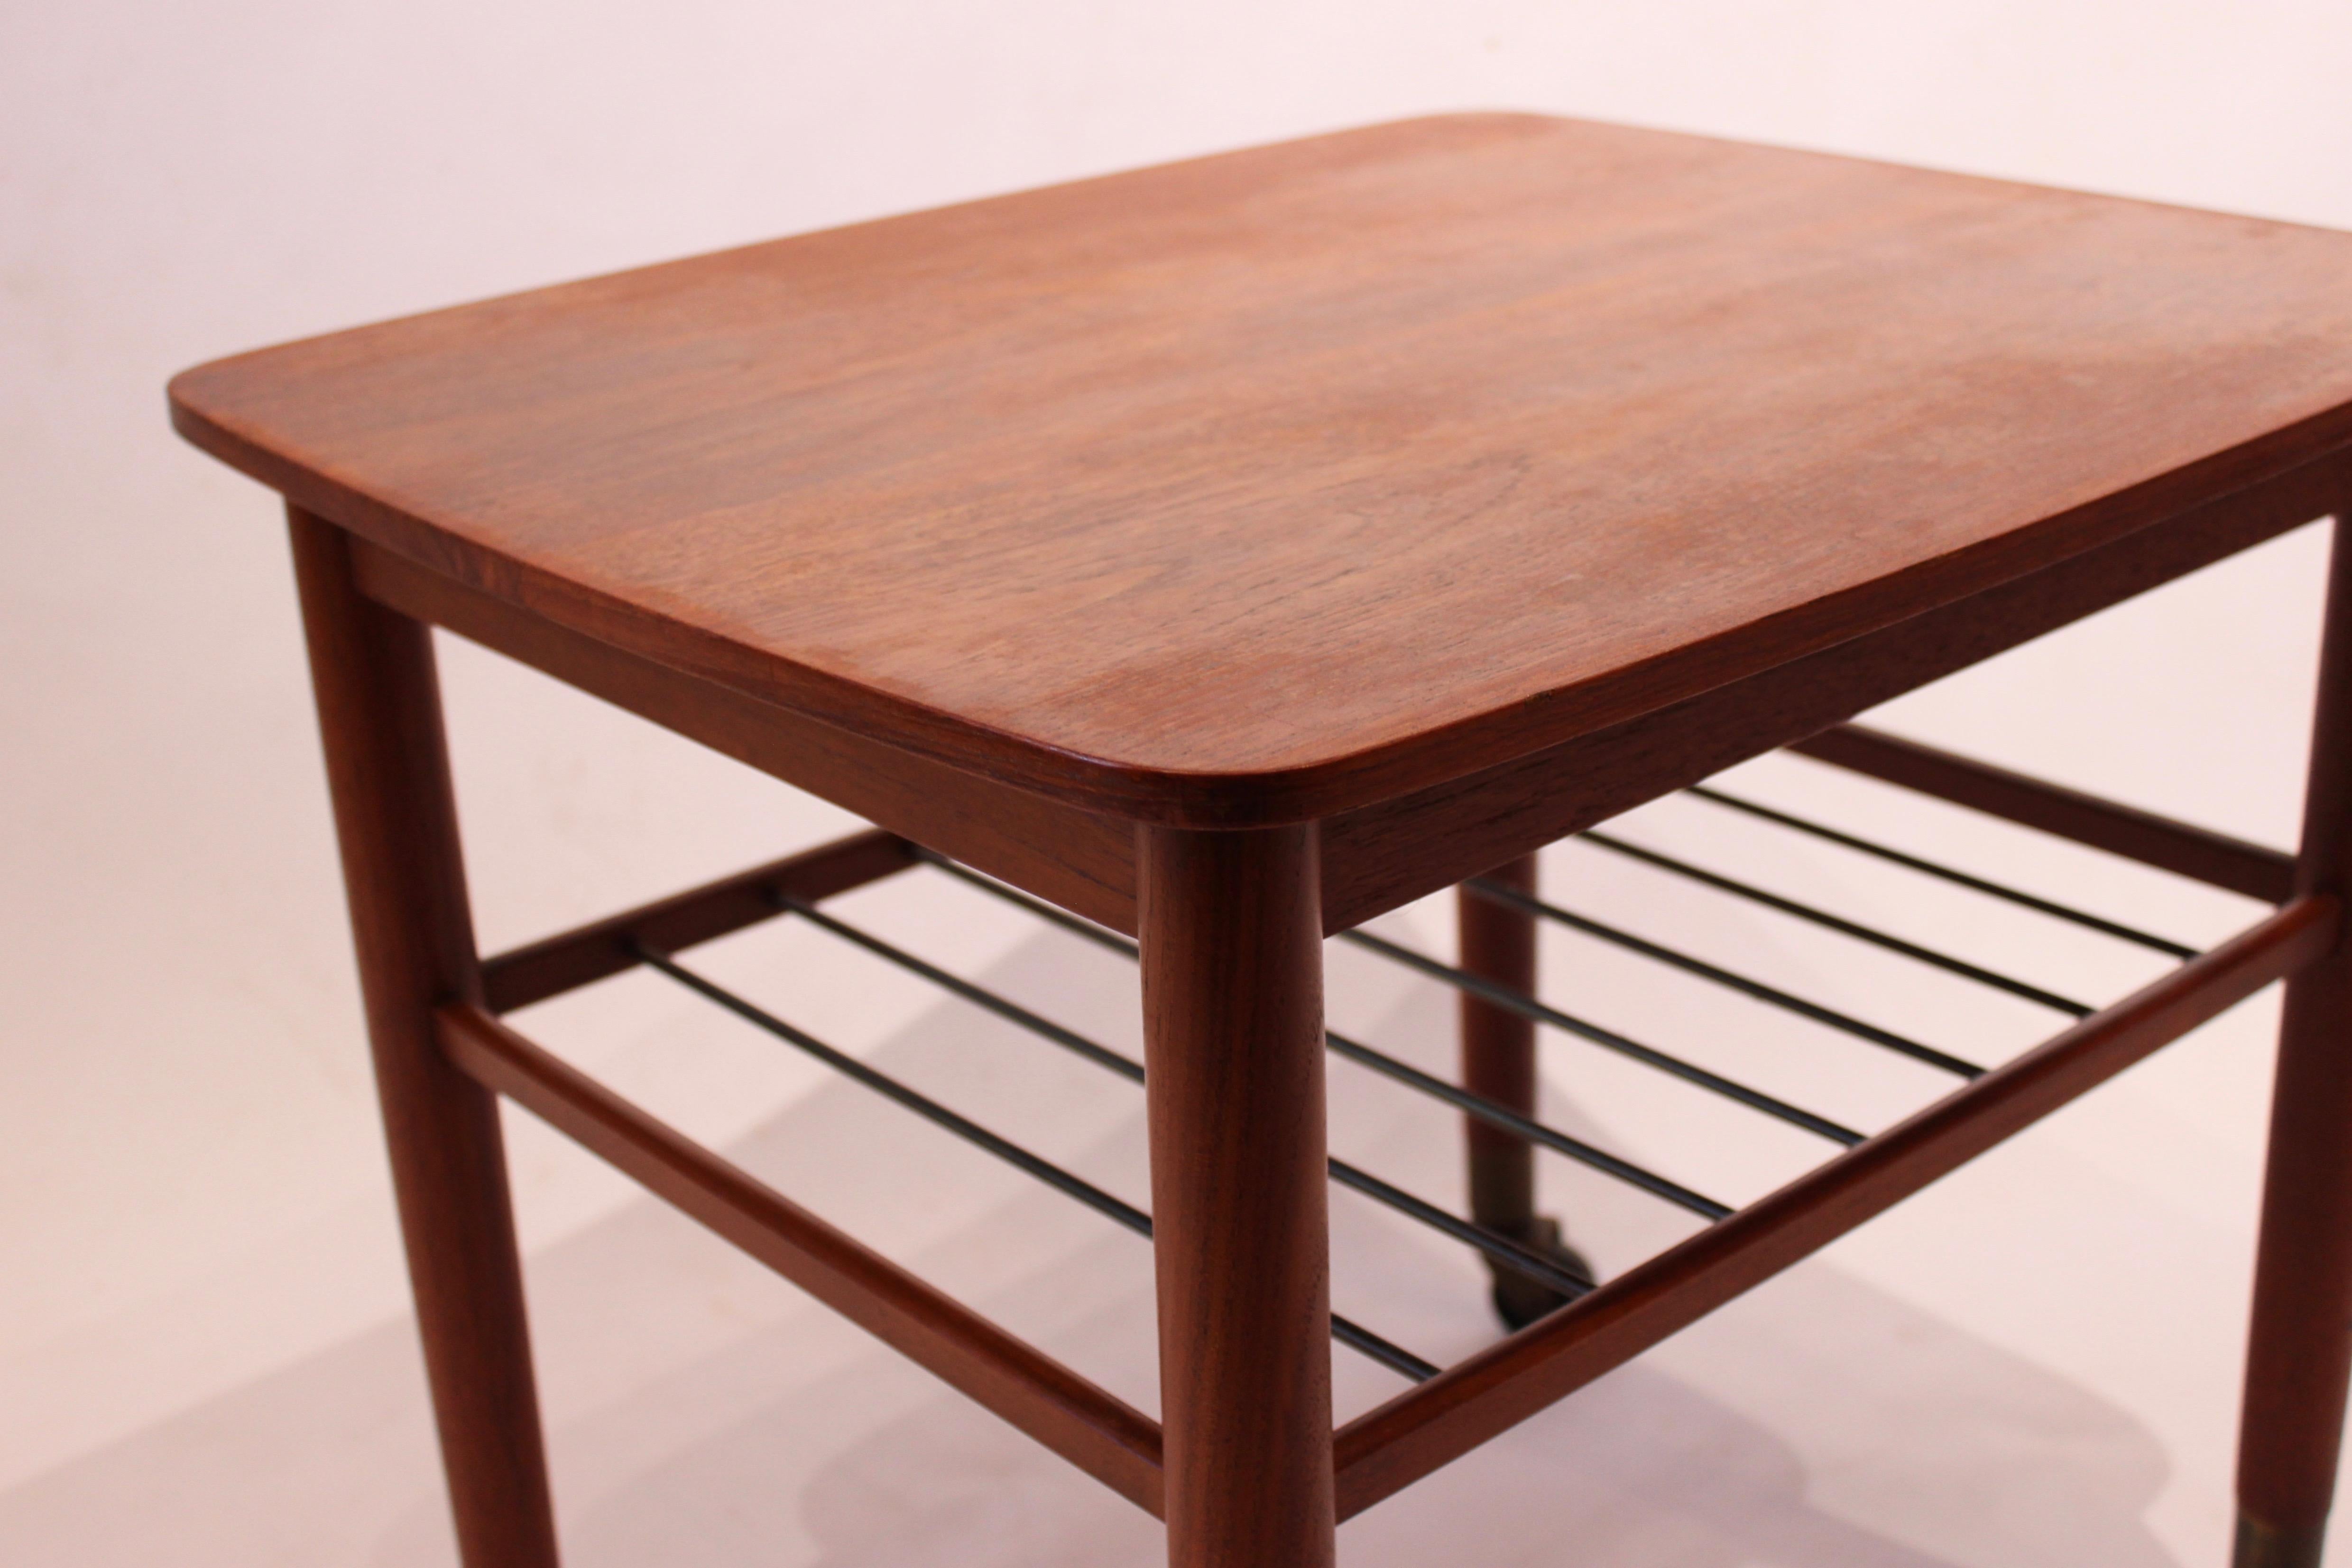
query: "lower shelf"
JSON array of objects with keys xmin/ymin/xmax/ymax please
[{"xmin": 454, "ymin": 747, "xmax": 2333, "ymax": 1521}]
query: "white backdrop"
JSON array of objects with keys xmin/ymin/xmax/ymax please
[{"xmin": 6, "ymin": 2, "xmax": 2352, "ymax": 1563}]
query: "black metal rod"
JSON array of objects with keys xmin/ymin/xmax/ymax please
[
  {"xmin": 1687, "ymin": 784, "xmax": 2200, "ymax": 959},
  {"xmin": 630, "ymin": 940, "xmax": 1432, "ymax": 1381},
  {"xmin": 1339, "ymin": 927, "xmax": 1866, "ymax": 1146},
  {"xmin": 771, "ymin": 903, "xmax": 1613, "ymax": 1300},
  {"xmin": 1462, "ymin": 877, "xmax": 1986, "ymax": 1079},
  {"xmin": 1322, "ymin": 1028, "xmax": 1733, "ymax": 1220},
  {"xmin": 1331, "ymin": 1318, "xmax": 1441, "ymax": 1382},
  {"xmin": 777, "ymin": 894, "xmax": 1146, "ymax": 1083},
  {"xmin": 919, "ymin": 851, "xmax": 1747, "ymax": 1213},
  {"xmin": 1579, "ymin": 830, "xmax": 2096, "ymax": 1017},
  {"xmin": 911, "ymin": 849, "xmax": 1140, "ymax": 956},
  {"xmin": 631, "ymin": 942, "xmax": 1155, "ymax": 1234},
  {"xmin": 1327, "ymin": 1161, "xmax": 1593, "ymax": 1300}
]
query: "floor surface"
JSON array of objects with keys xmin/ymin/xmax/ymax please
[{"xmin": 6, "ymin": 693, "xmax": 2346, "ymax": 1564}]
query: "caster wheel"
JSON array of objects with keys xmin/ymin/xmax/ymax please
[{"xmin": 1490, "ymin": 1215, "xmax": 1596, "ymax": 1330}]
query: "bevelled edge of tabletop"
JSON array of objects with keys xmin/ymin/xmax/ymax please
[
  {"xmin": 168, "ymin": 369, "xmax": 2352, "ymax": 830},
  {"xmin": 166, "ymin": 111, "xmax": 2352, "ymax": 828}
]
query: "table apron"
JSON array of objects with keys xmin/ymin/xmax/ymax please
[{"xmin": 350, "ymin": 452, "xmax": 2339, "ymax": 940}]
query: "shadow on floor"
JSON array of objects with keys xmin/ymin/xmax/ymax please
[{"xmin": 0, "ymin": 938, "xmax": 2183, "ymax": 1567}]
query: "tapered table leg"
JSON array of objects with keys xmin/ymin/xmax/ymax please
[
  {"xmin": 289, "ymin": 508, "xmax": 560, "ymax": 1568},
  {"xmin": 1462, "ymin": 856, "xmax": 1540, "ymax": 1238},
  {"xmin": 2237, "ymin": 507, "xmax": 2352, "ymax": 1568},
  {"xmin": 1460, "ymin": 855, "xmax": 1589, "ymax": 1328},
  {"xmin": 1140, "ymin": 824, "xmax": 1337, "ymax": 1568}
]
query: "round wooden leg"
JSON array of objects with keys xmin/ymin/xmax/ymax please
[
  {"xmin": 1460, "ymin": 853, "xmax": 1593, "ymax": 1329},
  {"xmin": 1141, "ymin": 824, "xmax": 1337, "ymax": 1568}
]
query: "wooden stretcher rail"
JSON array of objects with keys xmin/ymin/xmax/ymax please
[
  {"xmin": 434, "ymin": 1003, "xmax": 1167, "ymax": 1514},
  {"xmin": 1330, "ymin": 893, "xmax": 2338, "ymax": 1520},
  {"xmin": 480, "ymin": 829, "xmax": 917, "ymax": 1014},
  {"xmin": 1794, "ymin": 724, "xmax": 2297, "ymax": 904},
  {"xmin": 352, "ymin": 540, "xmax": 1141, "ymax": 934}
]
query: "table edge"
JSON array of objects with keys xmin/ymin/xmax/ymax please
[{"xmin": 170, "ymin": 380, "xmax": 2352, "ymax": 828}]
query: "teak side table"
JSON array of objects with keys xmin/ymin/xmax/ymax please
[{"xmin": 171, "ymin": 115, "xmax": 2352, "ymax": 1567}]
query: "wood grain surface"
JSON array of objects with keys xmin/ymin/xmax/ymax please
[
  {"xmin": 479, "ymin": 828, "xmax": 917, "ymax": 1013},
  {"xmin": 1458, "ymin": 855, "xmax": 1540, "ymax": 1238},
  {"xmin": 356, "ymin": 452, "xmax": 2333, "ymax": 941},
  {"xmin": 1336, "ymin": 893, "xmax": 2339, "ymax": 1520},
  {"xmin": 351, "ymin": 540, "xmax": 1140, "ymax": 928},
  {"xmin": 2239, "ymin": 511, "xmax": 2352, "ymax": 1563},
  {"xmin": 286, "ymin": 510, "xmax": 560, "ymax": 1567},
  {"xmin": 1793, "ymin": 723, "xmax": 2296, "ymax": 904},
  {"xmin": 173, "ymin": 114, "xmax": 2352, "ymax": 825},
  {"xmin": 438, "ymin": 1004, "xmax": 1166, "ymax": 1514},
  {"xmin": 1319, "ymin": 454, "xmax": 2339, "ymax": 929},
  {"xmin": 1139, "ymin": 825, "xmax": 1335, "ymax": 1567}
]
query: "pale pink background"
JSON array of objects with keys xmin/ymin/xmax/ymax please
[{"xmin": 5, "ymin": 2, "xmax": 2352, "ymax": 1563}]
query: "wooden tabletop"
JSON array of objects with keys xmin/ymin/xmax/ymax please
[{"xmin": 172, "ymin": 114, "xmax": 2352, "ymax": 826}]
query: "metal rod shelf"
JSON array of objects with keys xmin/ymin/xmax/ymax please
[
  {"xmin": 632, "ymin": 938, "xmax": 1442, "ymax": 1383},
  {"xmin": 761, "ymin": 893, "xmax": 1663, "ymax": 1364},
  {"xmin": 1337, "ymin": 927, "xmax": 1865, "ymax": 1146},
  {"xmin": 1319, "ymin": 1028, "xmax": 1731, "ymax": 1221},
  {"xmin": 631, "ymin": 941, "xmax": 1154, "ymax": 1236},
  {"xmin": 444, "ymin": 870, "xmax": 2330, "ymax": 1525},
  {"xmin": 1579, "ymin": 830, "xmax": 2097, "ymax": 1016},
  {"xmin": 670, "ymin": 813, "xmax": 2223, "ymax": 1392},
  {"xmin": 1684, "ymin": 784, "xmax": 2200, "ymax": 958},
  {"xmin": 1460, "ymin": 876, "xmax": 1985, "ymax": 1079},
  {"xmin": 919, "ymin": 854, "xmax": 1732, "ymax": 1218},
  {"xmin": 779, "ymin": 897, "xmax": 1583, "ymax": 1285},
  {"xmin": 460, "ymin": 743, "xmax": 2311, "ymax": 1516},
  {"xmin": 778, "ymin": 894, "xmax": 1144, "ymax": 1081}
]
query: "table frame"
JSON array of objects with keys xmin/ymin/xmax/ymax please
[{"xmin": 289, "ymin": 444, "xmax": 2352, "ymax": 1568}]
